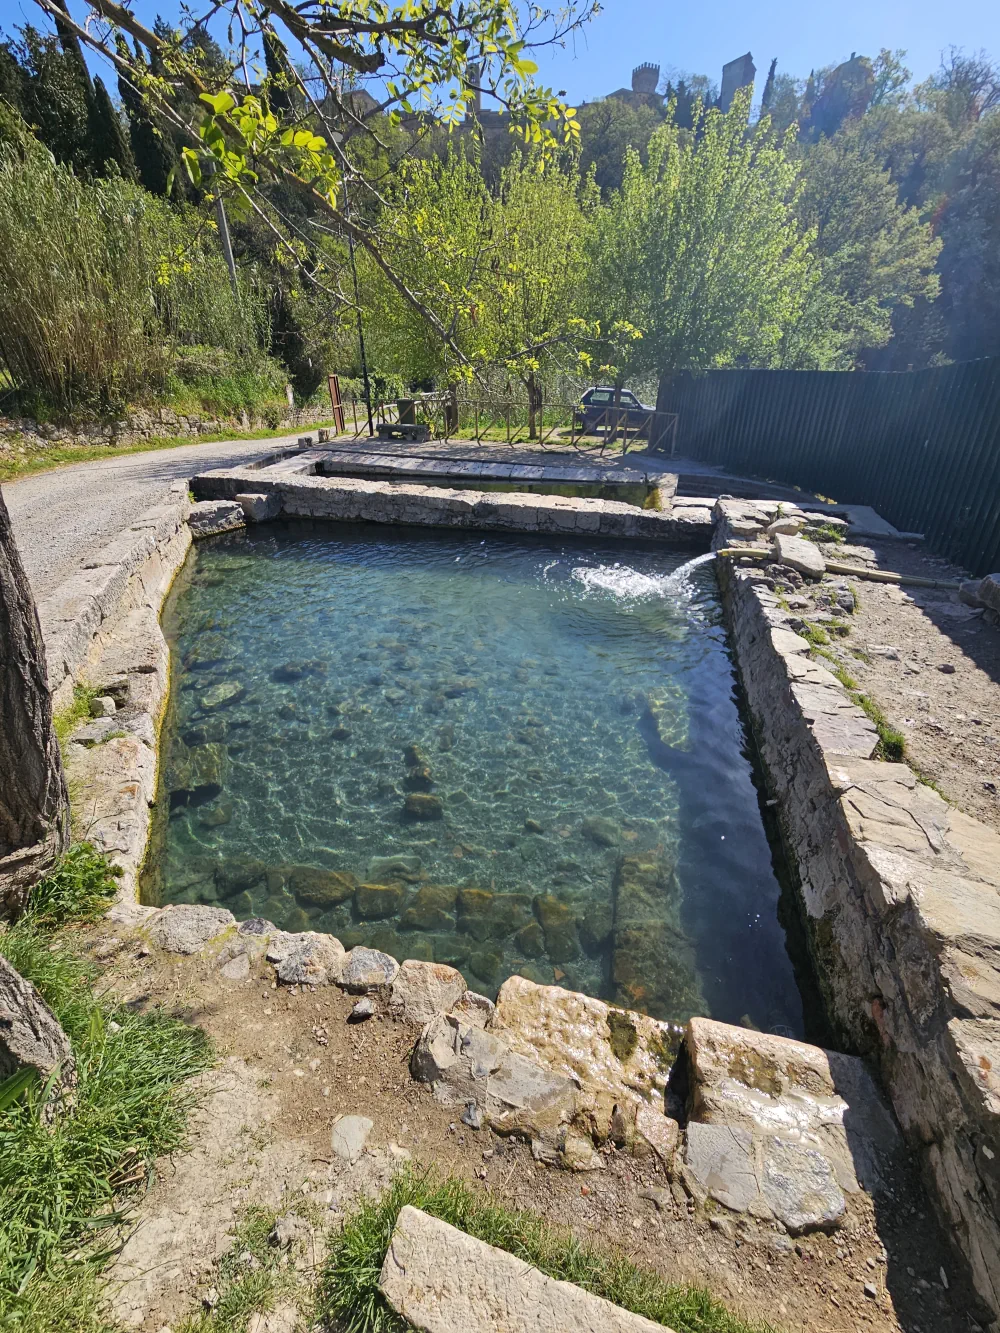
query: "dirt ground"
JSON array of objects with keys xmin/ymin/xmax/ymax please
[
  {"xmin": 818, "ymin": 538, "xmax": 1000, "ymax": 835},
  {"xmin": 76, "ymin": 922, "xmax": 983, "ymax": 1333}
]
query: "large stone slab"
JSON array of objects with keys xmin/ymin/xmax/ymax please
[
  {"xmin": 188, "ymin": 500, "xmax": 245, "ymax": 538},
  {"xmin": 685, "ymin": 1017, "xmax": 900, "ymax": 1194},
  {"xmin": 390, "ymin": 959, "xmax": 467, "ymax": 1025},
  {"xmin": 146, "ymin": 904, "xmax": 235, "ymax": 955},
  {"xmin": 379, "ymin": 1206, "xmax": 668, "ymax": 1333}
]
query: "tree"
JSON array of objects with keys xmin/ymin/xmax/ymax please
[
  {"xmin": 0, "ymin": 488, "xmax": 69, "ymax": 915},
  {"xmin": 577, "ymin": 98, "xmax": 664, "ymax": 194},
  {"xmin": 916, "ymin": 48, "xmax": 1000, "ymax": 127},
  {"xmin": 32, "ymin": 0, "xmax": 594, "ymax": 371},
  {"xmin": 796, "ymin": 130, "xmax": 941, "ymax": 360},
  {"xmin": 88, "ymin": 74, "xmax": 134, "ymax": 178},
  {"xmin": 586, "ymin": 91, "xmax": 849, "ymax": 381},
  {"xmin": 117, "ymin": 39, "xmax": 179, "ymax": 197}
]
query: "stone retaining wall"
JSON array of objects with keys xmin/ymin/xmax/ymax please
[
  {"xmin": 716, "ymin": 504, "xmax": 1000, "ymax": 1322},
  {"xmin": 190, "ymin": 467, "xmax": 714, "ymax": 544},
  {"xmin": 0, "ymin": 406, "xmax": 330, "ymax": 461}
]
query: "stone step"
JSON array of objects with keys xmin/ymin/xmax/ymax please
[{"xmin": 379, "ymin": 1205, "xmax": 671, "ymax": 1333}]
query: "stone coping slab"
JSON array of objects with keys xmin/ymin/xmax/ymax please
[{"xmin": 379, "ymin": 1205, "xmax": 670, "ymax": 1333}]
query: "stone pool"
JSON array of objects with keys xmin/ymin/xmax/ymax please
[{"xmin": 148, "ymin": 520, "xmax": 803, "ymax": 1034}]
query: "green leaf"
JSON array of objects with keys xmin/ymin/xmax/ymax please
[
  {"xmin": 0, "ymin": 1066, "xmax": 38, "ymax": 1112},
  {"xmin": 200, "ymin": 91, "xmax": 236, "ymax": 115}
]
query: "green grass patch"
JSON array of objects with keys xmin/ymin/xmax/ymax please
[
  {"xmin": 318, "ymin": 1168, "xmax": 774, "ymax": 1333},
  {"xmin": 53, "ymin": 684, "xmax": 99, "ymax": 749},
  {"xmin": 799, "ymin": 621, "xmax": 830, "ymax": 648},
  {"xmin": 805, "ymin": 651, "xmax": 906, "ymax": 761},
  {"xmin": 0, "ymin": 420, "xmax": 335, "ymax": 485},
  {"xmin": 175, "ymin": 1206, "xmax": 298, "ymax": 1333},
  {"xmin": 801, "ymin": 523, "xmax": 846, "ymax": 546},
  {"xmin": 0, "ymin": 846, "xmax": 212, "ymax": 1327}
]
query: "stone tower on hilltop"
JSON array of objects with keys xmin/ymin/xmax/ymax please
[{"xmin": 631, "ymin": 62, "xmax": 660, "ymax": 96}]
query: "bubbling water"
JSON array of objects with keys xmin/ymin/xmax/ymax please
[{"xmin": 570, "ymin": 550, "xmax": 717, "ymax": 602}]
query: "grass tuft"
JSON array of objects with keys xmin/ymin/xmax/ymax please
[
  {"xmin": 0, "ymin": 846, "xmax": 212, "ymax": 1327},
  {"xmin": 175, "ymin": 1206, "xmax": 296, "ymax": 1333},
  {"xmin": 53, "ymin": 685, "xmax": 99, "ymax": 749},
  {"xmin": 318, "ymin": 1168, "xmax": 774, "ymax": 1333}
]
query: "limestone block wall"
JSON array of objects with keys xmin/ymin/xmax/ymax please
[
  {"xmin": 719, "ymin": 552, "xmax": 1000, "ymax": 1322},
  {"xmin": 190, "ymin": 468, "xmax": 714, "ymax": 545}
]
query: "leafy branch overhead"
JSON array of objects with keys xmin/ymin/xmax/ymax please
[{"xmin": 30, "ymin": 0, "xmax": 593, "ymax": 369}]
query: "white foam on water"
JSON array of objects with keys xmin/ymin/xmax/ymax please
[{"xmin": 570, "ymin": 551, "xmax": 716, "ymax": 602}]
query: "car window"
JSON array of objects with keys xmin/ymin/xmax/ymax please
[
  {"xmin": 621, "ymin": 393, "xmax": 639, "ymax": 406},
  {"xmin": 589, "ymin": 391, "xmax": 613, "ymax": 403}
]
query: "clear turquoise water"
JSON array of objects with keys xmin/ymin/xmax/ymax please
[{"xmin": 152, "ymin": 520, "xmax": 803, "ymax": 1035}]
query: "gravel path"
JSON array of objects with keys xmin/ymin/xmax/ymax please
[{"xmin": 3, "ymin": 433, "xmax": 305, "ymax": 600}]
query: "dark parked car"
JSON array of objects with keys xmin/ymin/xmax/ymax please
[{"xmin": 575, "ymin": 386, "xmax": 656, "ymax": 435}]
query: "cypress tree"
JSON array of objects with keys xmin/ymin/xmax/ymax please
[
  {"xmin": 117, "ymin": 38, "xmax": 178, "ymax": 196},
  {"xmin": 263, "ymin": 28, "xmax": 292, "ymax": 113},
  {"xmin": 761, "ymin": 58, "xmax": 777, "ymax": 112},
  {"xmin": 89, "ymin": 75, "xmax": 135, "ymax": 178}
]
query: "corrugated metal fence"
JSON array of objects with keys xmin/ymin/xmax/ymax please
[{"xmin": 655, "ymin": 358, "xmax": 1000, "ymax": 577}]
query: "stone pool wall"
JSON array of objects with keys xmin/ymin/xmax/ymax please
[
  {"xmin": 38, "ymin": 484, "xmax": 191, "ymax": 905},
  {"xmin": 714, "ymin": 500, "xmax": 1000, "ymax": 1322},
  {"xmin": 189, "ymin": 467, "xmax": 714, "ymax": 544}
]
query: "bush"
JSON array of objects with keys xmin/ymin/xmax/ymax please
[{"xmin": 0, "ymin": 105, "xmax": 274, "ymax": 421}]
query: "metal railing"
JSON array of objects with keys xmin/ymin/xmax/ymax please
[{"xmin": 338, "ymin": 393, "xmax": 678, "ymax": 455}]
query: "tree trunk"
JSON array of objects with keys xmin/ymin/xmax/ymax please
[
  {"xmin": 526, "ymin": 372, "xmax": 543, "ymax": 441},
  {"xmin": 0, "ymin": 488, "xmax": 69, "ymax": 916}
]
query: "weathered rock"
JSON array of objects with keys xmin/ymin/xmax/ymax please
[
  {"xmin": 188, "ymin": 500, "xmax": 245, "ymax": 538},
  {"xmin": 339, "ymin": 946, "xmax": 399, "ymax": 992},
  {"xmin": 451, "ymin": 990, "xmax": 495, "ymax": 1029},
  {"xmin": 412, "ymin": 1013, "xmax": 577, "ymax": 1161},
  {"xmin": 350, "ymin": 997, "xmax": 375, "ymax": 1021},
  {"xmin": 685, "ymin": 1017, "xmax": 901, "ymax": 1195},
  {"xmin": 767, "ymin": 517, "xmax": 805, "ymax": 536},
  {"xmin": 355, "ymin": 882, "xmax": 405, "ymax": 919},
  {"xmin": 287, "ymin": 865, "xmax": 356, "ymax": 907},
  {"xmin": 468, "ymin": 948, "xmax": 503, "ymax": 987},
  {"xmin": 977, "ymin": 573, "xmax": 1000, "ymax": 613},
  {"xmin": 684, "ymin": 1121, "xmax": 758, "ymax": 1212},
  {"xmin": 400, "ymin": 884, "xmax": 457, "ymax": 931},
  {"xmin": 235, "ymin": 491, "xmax": 280, "ymax": 522},
  {"xmin": 331, "ymin": 1114, "xmax": 373, "ymax": 1164},
  {"xmin": 491, "ymin": 977, "xmax": 681, "ymax": 1124},
  {"xmin": 760, "ymin": 1135, "xmax": 846, "ymax": 1234},
  {"xmin": 267, "ymin": 931, "xmax": 345, "ymax": 985},
  {"xmin": 403, "ymin": 792, "xmax": 443, "ymax": 821},
  {"xmin": 403, "ymin": 764, "xmax": 434, "ymax": 792},
  {"xmin": 772, "ymin": 533, "xmax": 825, "ymax": 578},
  {"xmin": 0, "ymin": 955, "xmax": 76, "ymax": 1087},
  {"xmin": 390, "ymin": 960, "xmax": 467, "ymax": 1025},
  {"xmin": 146, "ymin": 904, "xmax": 235, "ymax": 955},
  {"xmin": 611, "ymin": 854, "xmax": 703, "ymax": 1021},
  {"xmin": 532, "ymin": 895, "xmax": 580, "ymax": 962},
  {"xmin": 90, "ymin": 695, "xmax": 117, "ymax": 717},
  {"xmin": 514, "ymin": 922, "xmax": 545, "ymax": 958},
  {"xmin": 380, "ymin": 1206, "xmax": 664, "ymax": 1333}
]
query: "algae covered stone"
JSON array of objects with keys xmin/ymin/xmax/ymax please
[
  {"xmin": 532, "ymin": 894, "xmax": 580, "ymax": 963},
  {"xmin": 199, "ymin": 681, "xmax": 245, "ymax": 711},
  {"xmin": 355, "ymin": 882, "xmax": 405, "ymax": 920},
  {"xmin": 287, "ymin": 865, "xmax": 357, "ymax": 907},
  {"xmin": 404, "ymin": 793, "xmax": 443, "ymax": 821},
  {"xmin": 400, "ymin": 884, "xmax": 457, "ymax": 931}
]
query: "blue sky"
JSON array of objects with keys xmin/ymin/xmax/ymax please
[
  {"xmin": 532, "ymin": 0, "xmax": 1000, "ymax": 104},
  {"xmin": 2, "ymin": 0, "xmax": 998, "ymax": 105}
]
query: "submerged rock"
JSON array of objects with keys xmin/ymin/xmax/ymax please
[
  {"xmin": 581, "ymin": 815, "xmax": 620, "ymax": 848},
  {"xmin": 368, "ymin": 854, "xmax": 422, "ymax": 882},
  {"xmin": 404, "ymin": 793, "xmax": 443, "ymax": 821},
  {"xmin": 287, "ymin": 865, "xmax": 357, "ymax": 907},
  {"xmin": 532, "ymin": 894, "xmax": 581, "ymax": 963},
  {"xmin": 199, "ymin": 681, "xmax": 245, "ymax": 711},
  {"xmin": 354, "ymin": 882, "xmax": 405, "ymax": 920},
  {"xmin": 513, "ymin": 922, "xmax": 545, "ymax": 959},
  {"xmin": 457, "ymin": 888, "xmax": 494, "ymax": 941},
  {"xmin": 403, "ymin": 764, "xmax": 434, "ymax": 792},
  {"xmin": 400, "ymin": 884, "xmax": 458, "ymax": 931}
]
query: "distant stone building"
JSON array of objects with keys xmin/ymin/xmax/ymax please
[
  {"xmin": 607, "ymin": 63, "xmax": 664, "ymax": 108},
  {"xmin": 720, "ymin": 52, "xmax": 755, "ymax": 111}
]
